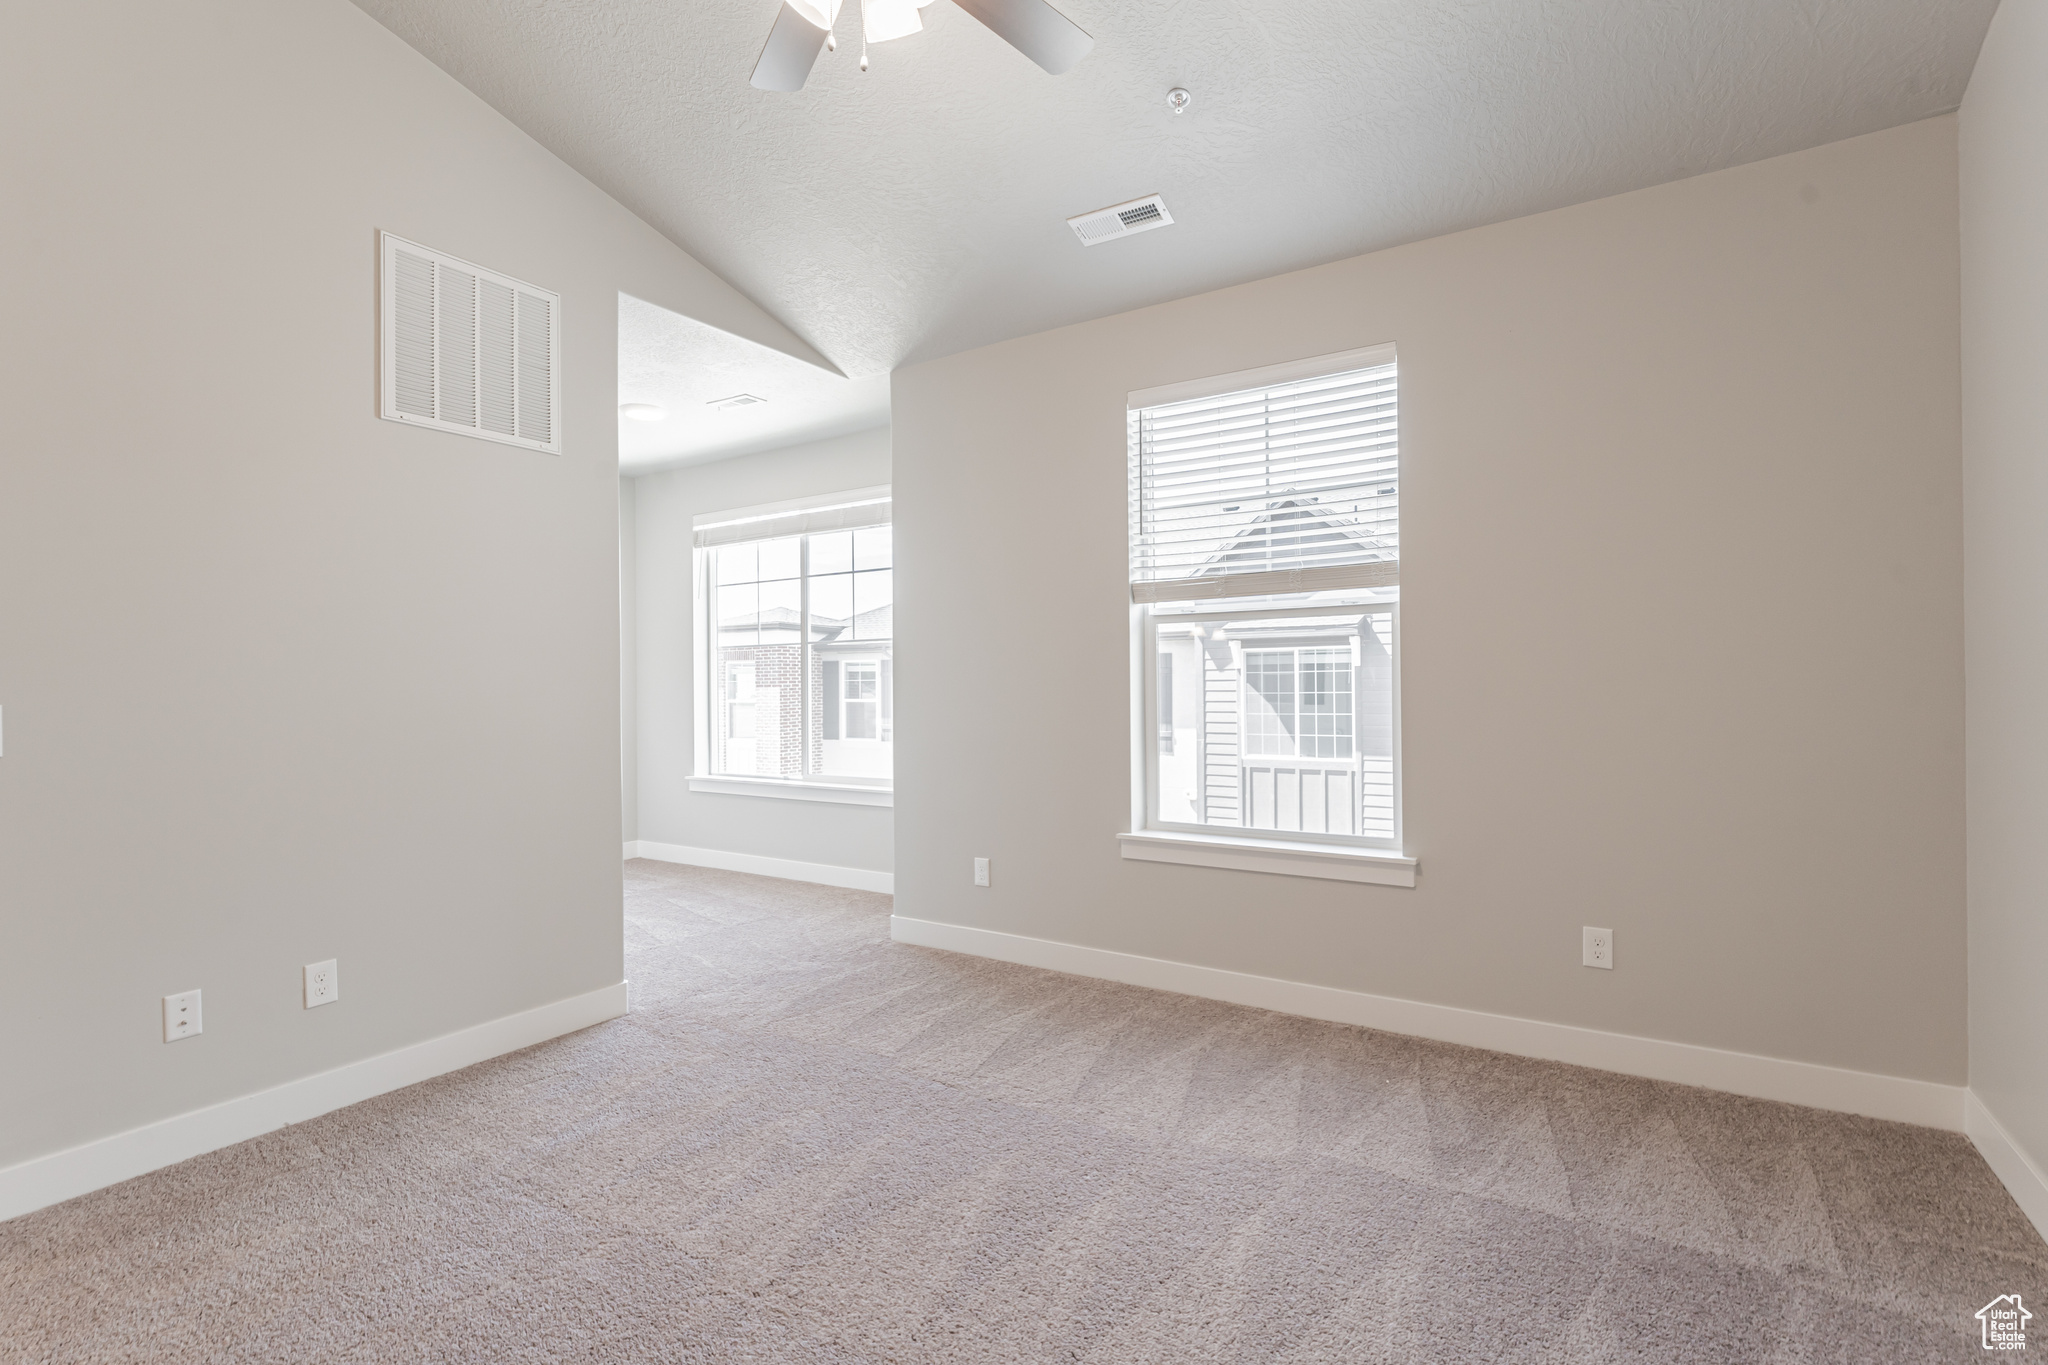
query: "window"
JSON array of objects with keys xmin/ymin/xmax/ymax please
[
  {"xmin": 1131, "ymin": 346, "xmax": 1399, "ymax": 850},
  {"xmin": 694, "ymin": 487, "xmax": 893, "ymax": 794},
  {"xmin": 726, "ymin": 663, "xmax": 758, "ymax": 738},
  {"xmin": 1246, "ymin": 647, "xmax": 1356, "ymax": 759},
  {"xmin": 841, "ymin": 661, "xmax": 881, "ymax": 739}
]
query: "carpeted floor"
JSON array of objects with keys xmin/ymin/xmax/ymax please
[{"xmin": 5, "ymin": 861, "xmax": 2043, "ymax": 1362}]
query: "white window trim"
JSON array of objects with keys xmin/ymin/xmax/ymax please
[
  {"xmin": 1127, "ymin": 345, "xmax": 1411, "ymax": 879},
  {"xmin": 1117, "ymin": 831, "xmax": 1415, "ymax": 887},
  {"xmin": 692, "ymin": 485, "xmax": 894, "ymax": 797},
  {"xmin": 687, "ymin": 775, "xmax": 893, "ymax": 807}
]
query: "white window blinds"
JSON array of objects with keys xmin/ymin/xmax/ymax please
[
  {"xmin": 693, "ymin": 486, "xmax": 892, "ymax": 548},
  {"xmin": 1129, "ymin": 346, "xmax": 1397, "ymax": 603}
]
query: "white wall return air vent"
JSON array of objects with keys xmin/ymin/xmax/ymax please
[
  {"xmin": 379, "ymin": 232, "xmax": 561, "ymax": 454},
  {"xmin": 1067, "ymin": 194, "xmax": 1174, "ymax": 247}
]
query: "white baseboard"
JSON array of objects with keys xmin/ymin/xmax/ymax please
[
  {"xmin": 890, "ymin": 916, "xmax": 1966, "ymax": 1132},
  {"xmin": 0, "ymin": 981, "xmax": 629, "ymax": 1224},
  {"xmin": 628, "ymin": 839, "xmax": 894, "ymax": 894},
  {"xmin": 1967, "ymin": 1090, "xmax": 2048, "ymax": 1243}
]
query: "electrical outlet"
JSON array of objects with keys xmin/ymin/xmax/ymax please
[
  {"xmin": 163, "ymin": 989, "xmax": 202, "ymax": 1041},
  {"xmin": 304, "ymin": 959, "xmax": 339, "ymax": 1009},
  {"xmin": 1582, "ymin": 927, "xmax": 1614, "ymax": 970},
  {"xmin": 973, "ymin": 857, "xmax": 990, "ymax": 887}
]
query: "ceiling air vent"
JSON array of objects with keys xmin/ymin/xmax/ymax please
[
  {"xmin": 380, "ymin": 232, "xmax": 561, "ymax": 454},
  {"xmin": 708, "ymin": 393, "xmax": 768, "ymax": 411},
  {"xmin": 1066, "ymin": 194, "xmax": 1174, "ymax": 246}
]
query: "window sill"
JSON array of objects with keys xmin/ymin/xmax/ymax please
[
  {"xmin": 688, "ymin": 776, "xmax": 893, "ymax": 808},
  {"xmin": 1118, "ymin": 831, "xmax": 1416, "ymax": 887}
]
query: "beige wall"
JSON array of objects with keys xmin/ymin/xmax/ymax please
[
  {"xmin": 892, "ymin": 117, "xmax": 1965, "ymax": 1083},
  {"xmin": 1961, "ymin": 1, "xmax": 2048, "ymax": 1173},
  {"xmin": 0, "ymin": 0, "xmax": 813, "ymax": 1168},
  {"xmin": 630, "ymin": 428, "xmax": 895, "ymax": 874}
]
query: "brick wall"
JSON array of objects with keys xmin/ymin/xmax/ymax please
[{"xmin": 715, "ymin": 643, "xmax": 803, "ymax": 777}]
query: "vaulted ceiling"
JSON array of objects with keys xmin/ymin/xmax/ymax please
[{"xmin": 357, "ymin": 0, "xmax": 1994, "ymax": 382}]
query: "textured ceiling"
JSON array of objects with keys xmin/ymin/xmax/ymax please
[
  {"xmin": 356, "ymin": 0, "xmax": 1994, "ymax": 380},
  {"xmin": 617, "ymin": 294, "xmax": 889, "ymax": 473}
]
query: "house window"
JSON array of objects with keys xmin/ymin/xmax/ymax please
[
  {"xmin": 1246, "ymin": 648, "xmax": 1354, "ymax": 759},
  {"xmin": 1131, "ymin": 347, "xmax": 1399, "ymax": 847},
  {"xmin": 726, "ymin": 663, "xmax": 758, "ymax": 738},
  {"xmin": 842, "ymin": 661, "xmax": 880, "ymax": 739},
  {"xmin": 694, "ymin": 487, "xmax": 893, "ymax": 789}
]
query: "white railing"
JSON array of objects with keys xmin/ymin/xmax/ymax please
[{"xmin": 1242, "ymin": 755, "xmax": 1394, "ymax": 839}]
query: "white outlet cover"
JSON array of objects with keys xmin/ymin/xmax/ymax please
[
  {"xmin": 973, "ymin": 857, "xmax": 990, "ymax": 887},
  {"xmin": 304, "ymin": 959, "xmax": 340, "ymax": 1009},
  {"xmin": 163, "ymin": 989, "xmax": 202, "ymax": 1042},
  {"xmin": 1582, "ymin": 927, "xmax": 1614, "ymax": 970}
]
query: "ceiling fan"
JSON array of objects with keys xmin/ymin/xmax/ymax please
[{"xmin": 751, "ymin": 0, "xmax": 1092, "ymax": 90}]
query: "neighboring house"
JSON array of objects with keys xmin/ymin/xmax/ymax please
[
  {"xmin": 814, "ymin": 603, "xmax": 893, "ymax": 779},
  {"xmin": 716, "ymin": 603, "xmax": 892, "ymax": 780},
  {"xmin": 1201, "ymin": 496, "xmax": 1394, "ymax": 578},
  {"xmin": 1156, "ymin": 497, "xmax": 1395, "ymax": 838}
]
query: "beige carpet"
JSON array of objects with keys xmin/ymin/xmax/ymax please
[{"xmin": 5, "ymin": 860, "xmax": 2043, "ymax": 1362}]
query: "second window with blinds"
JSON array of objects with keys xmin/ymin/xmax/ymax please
[
  {"xmin": 1132, "ymin": 346, "xmax": 1399, "ymax": 849},
  {"xmin": 695, "ymin": 487, "xmax": 893, "ymax": 793}
]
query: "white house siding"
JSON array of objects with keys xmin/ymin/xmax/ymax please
[{"xmin": 1202, "ymin": 654, "xmax": 1242, "ymax": 825}]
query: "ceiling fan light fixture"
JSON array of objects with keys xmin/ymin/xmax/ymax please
[
  {"xmin": 753, "ymin": 0, "xmax": 1090, "ymax": 91},
  {"xmin": 950, "ymin": 0, "xmax": 1093, "ymax": 75},
  {"xmin": 864, "ymin": 0, "xmax": 924, "ymax": 44},
  {"xmin": 751, "ymin": 1, "xmax": 834, "ymax": 90},
  {"xmin": 787, "ymin": 0, "xmax": 841, "ymax": 30}
]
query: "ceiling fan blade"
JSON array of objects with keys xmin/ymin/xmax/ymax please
[
  {"xmin": 950, "ymin": 0, "xmax": 1092, "ymax": 76},
  {"xmin": 750, "ymin": 3, "xmax": 829, "ymax": 92}
]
